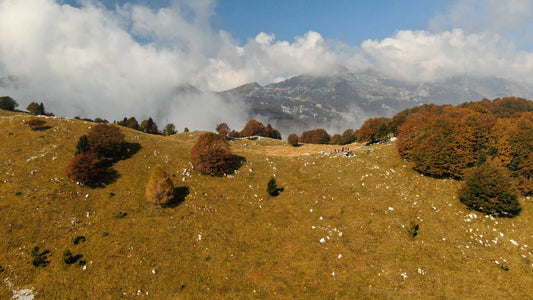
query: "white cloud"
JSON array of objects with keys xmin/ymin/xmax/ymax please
[{"xmin": 1, "ymin": 0, "xmax": 533, "ymax": 132}]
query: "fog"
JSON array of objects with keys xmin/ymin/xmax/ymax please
[{"xmin": 1, "ymin": 0, "xmax": 532, "ymax": 132}]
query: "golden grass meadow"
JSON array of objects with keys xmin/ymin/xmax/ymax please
[{"xmin": 0, "ymin": 110, "xmax": 532, "ymax": 298}]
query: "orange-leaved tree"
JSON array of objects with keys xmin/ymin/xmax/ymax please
[
  {"xmin": 240, "ymin": 119, "xmax": 268, "ymax": 137},
  {"xmin": 191, "ymin": 132, "xmax": 234, "ymax": 176},
  {"xmin": 145, "ymin": 165, "xmax": 175, "ymax": 206},
  {"xmin": 65, "ymin": 152, "xmax": 107, "ymax": 185},
  {"xmin": 87, "ymin": 124, "xmax": 125, "ymax": 160}
]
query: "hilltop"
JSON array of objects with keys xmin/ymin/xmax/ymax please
[{"xmin": 0, "ymin": 110, "xmax": 532, "ymax": 298}]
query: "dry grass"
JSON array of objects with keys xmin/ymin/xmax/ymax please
[{"xmin": 0, "ymin": 111, "xmax": 532, "ymax": 298}]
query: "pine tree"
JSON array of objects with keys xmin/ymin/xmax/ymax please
[
  {"xmin": 145, "ymin": 165, "xmax": 174, "ymax": 206},
  {"xmin": 75, "ymin": 135, "xmax": 90, "ymax": 155}
]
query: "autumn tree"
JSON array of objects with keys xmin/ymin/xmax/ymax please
[
  {"xmin": 87, "ymin": 124, "xmax": 125, "ymax": 160},
  {"xmin": 0, "ymin": 96, "xmax": 18, "ymax": 111},
  {"xmin": 117, "ymin": 117, "xmax": 140, "ymax": 130},
  {"xmin": 458, "ymin": 161, "xmax": 521, "ymax": 217},
  {"xmin": 163, "ymin": 123, "xmax": 177, "ymax": 136},
  {"xmin": 140, "ymin": 117, "xmax": 159, "ymax": 134},
  {"xmin": 287, "ymin": 133, "xmax": 299, "ymax": 147},
  {"xmin": 216, "ymin": 123, "xmax": 230, "ymax": 136},
  {"xmin": 145, "ymin": 165, "xmax": 175, "ymax": 206},
  {"xmin": 329, "ymin": 134, "xmax": 342, "ymax": 145},
  {"xmin": 240, "ymin": 119, "xmax": 268, "ymax": 137},
  {"xmin": 300, "ymin": 128, "xmax": 330, "ymax": 144},
  {"xmin": 356, "ymin": 117, "xmax": 391, "ymax": 142},
  {"xmin": 190, "ymin": 132, "xmax": 234, "ymax": 176},
  {"xmin": 27, "ymin": 102, "xmax": 45, "ymax": 115},
  {"xmin": 65, "ymin": 152, "xmax": 107, "ymax": 185},
  {"xmin": 396, "ymin": 106, "xmax": 477, "ymax": 179},
  {"xmin": 341, "ymin": 129, "xmax": 356, "ymax": 145},
  {"xmin": 266, "ymin": 124, "xmax": 282, "ymax": 140}
]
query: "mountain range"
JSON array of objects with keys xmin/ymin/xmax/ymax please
[{"xmin": 219, "ymin": 69, "xmax": 533, "ymax": 134}]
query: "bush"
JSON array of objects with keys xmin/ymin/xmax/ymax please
[
  {"xmin": 458, "ymin": 161, "xmax": 521, "ymax": 217},
  {"xmin": 87, "ymin": 124, "xmax": 125, "ymax": 159},
  {"xmin": 0, "ymin": 96, "xmax": 18, "ymax": 111},
  {"xmin": 267, "ymin": 177, "xmax": 282, "ymax": 196},
  {"xmin": 287, "ymin": 133, "xmax": 299, "ymax": 147},
  {"xmin": 407, "ymin": 221, "xmax": 419, "ymax": 238},
  {"xmin": 72, "ymin": 236, "xmax": 86, "ymax": 245},
  {"xmin": 30, "ymin": 246, "xmax": 50, "ymax": 267},
  {"xmin": 145, "ymin": 165, "xmax": 175, "ymax": 206},
  {"xmin": 266, "ymin": 124, "xmax": 282, "ymax": 140},
  {"xmin": 191, "ymin": 132, "xmax": 233, "ymax": 176},
  {"xmin": 63, "ymin": 249, "xmax": 83, "ymax": 265},
  {"xmin": 300, "ymin": 128, "xmax": 330, "ymax": 144},
  {"xmin": 65, "ymin": 152, "xmax": 108, "ymax": 184}
]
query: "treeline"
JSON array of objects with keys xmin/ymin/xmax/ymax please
[{"xmin": 216, "ymin": 119, "xmax": 282, "ymax": 140}]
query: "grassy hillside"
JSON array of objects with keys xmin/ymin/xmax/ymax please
[{"xmin": 0, "ymin": 111, "xmax": 532, "ymax": 299}]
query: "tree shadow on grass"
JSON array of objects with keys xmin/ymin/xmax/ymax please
[
  {"xmin": 230, "ymin": 155, "xmax": 246, "ymax": 173},
  {"xmin": 85, "ymin": 168, "xmax": 121, "ymax": 189},
  {"xmin": 31, "ymin": 126, "xmax": 52, "ymax": 131},
  {"xmin": 165, "ymin": 186, "xmax": 190, "ymax": 208},
  {"xmin": 119, "ymin": 142, "xmax": 141, "ymax": 160}
]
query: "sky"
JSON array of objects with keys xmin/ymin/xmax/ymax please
[{"xmin": 0, "ymin": 0, "xmax": 533, "ymax": 131}]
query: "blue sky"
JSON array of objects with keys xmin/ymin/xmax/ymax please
[
  {"xmin": 211, "ymin": 0, "xmax": 450, "ymax": 45},
  {"xmin": 66, "ymin": 0, "xmax": 451, "ymax": 46}
]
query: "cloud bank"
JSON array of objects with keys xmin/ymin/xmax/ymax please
[{"xmin": 0, "ymin": 0, "xmax": 532, "ymax": 131}]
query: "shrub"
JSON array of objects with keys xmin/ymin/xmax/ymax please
[
  {"xmin": 65, "ymin": 152, "xmax": 108, "ymax": 184},
  {"xmin": 458, "ymin": 161, "xmax": 521, "ymax": 217},
  {"xmin": 87, "ymin": 124, "xmax": 125, "ymax": 159},
  {"xmin": 191, "ymin": 132, "xmax": 233, "ymax": 176},
  {"xmin": 0, "ymin": 96, "xmax": 18, "ymax": 111},
  {"xmin": 407, "ymin": 221, "xmax": 419, "ymax": 238},
  {"xmin": 72, "ymin": 236, "xmax": 86, "ymax": 245},
  {"xmin": 24, "ymin": 117, "xmax": 47, "ymax": 130},
  {"xmin": 63, "ymin": 249, "xmax": 82, "ymax": 265},
  {"xmin": 267, "ymin": 177, "xmax": 282, "ymax": 196},
  {"xmin": 30, "ymin": 246, "xmax": 50, "ymax": 267},
  {"xmin": 240, "ymin": 119, "xmax": 268, "ymax": 137},
  {"xmin": 287, "ymin": 133, "xmax": 299, "ymax": 147},
  {"xmin": 74, "ymin": 135, "xmax": 90, "ymax": 156},
  {"xmin": 145, "ymin": 165, "xmax": 175, "ymax": 206},
  {"xmin": 300, "ymin": 128, "xmax": 330, "ymax": 144}
]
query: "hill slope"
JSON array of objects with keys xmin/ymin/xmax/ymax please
[{"xmin": 0, "ymin": 111, "xmax": 532, "ymax": 298}]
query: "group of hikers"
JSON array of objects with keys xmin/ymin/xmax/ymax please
[{"xmin": 330, "ymin": 147, "xmax": 352, "ymax": 156}]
